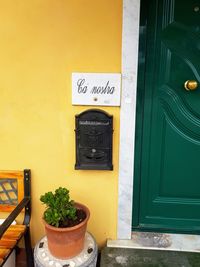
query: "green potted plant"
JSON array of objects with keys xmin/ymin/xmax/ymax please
[{"xmin": 40, "ymin": 187, "xmax": 90, "ymax": 259}]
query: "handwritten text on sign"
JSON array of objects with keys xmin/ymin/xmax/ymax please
[{"xmin": 72, "ymin": 73, "xmax": 121, "ymax": 106}]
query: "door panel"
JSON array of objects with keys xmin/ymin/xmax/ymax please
[{"xmin": 133, "ymin": 0, "xmax": 200, "ymax": 231}]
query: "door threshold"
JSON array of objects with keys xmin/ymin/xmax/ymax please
[{"xmin": 107, "ymin": 232, "xmax": 200, "ymax": 253}]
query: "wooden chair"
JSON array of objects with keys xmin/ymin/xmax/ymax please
[{"xmin": 0, "ymin": 169, "xmax": 34, "ymax": 266}]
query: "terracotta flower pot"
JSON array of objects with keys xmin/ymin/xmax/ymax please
[{"xmin": 43, "ymin": 202, "xmax": 90, "ymax": 259}]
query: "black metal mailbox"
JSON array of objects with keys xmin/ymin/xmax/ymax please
[{"xmin": 75, "ymin": 109, "xmax": 113, "ymax": 170}]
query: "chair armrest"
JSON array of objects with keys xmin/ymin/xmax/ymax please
[{"xmin": 0, "ymin": 197, "xmax": 30, "ymax": 238}]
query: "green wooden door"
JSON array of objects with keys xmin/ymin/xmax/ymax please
[{"xmin": 133, "ymin": 0, "xmax": 200, "ymax": 232}]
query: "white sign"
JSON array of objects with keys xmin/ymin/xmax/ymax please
[{"xmin": 72, "ymin": 73, "xmax": 121, "ymax": 106}]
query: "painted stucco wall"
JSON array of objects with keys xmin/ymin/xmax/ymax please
[{"xmin": 0, "ymin": 0, "xmax": 122, "ymax": 247}]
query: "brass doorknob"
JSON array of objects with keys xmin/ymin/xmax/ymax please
[{"xmin": 184, "ymin": 80, "xmax": 198, "ymax": 91}]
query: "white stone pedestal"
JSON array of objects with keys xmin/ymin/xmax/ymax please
[{"xmin": 34, "ymin": 232, "xmax": 97, "ymax": 267}]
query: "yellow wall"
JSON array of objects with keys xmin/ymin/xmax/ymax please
[{"xmin": 0, "ymin": 0, "xmax": 122, "ymax": 247}]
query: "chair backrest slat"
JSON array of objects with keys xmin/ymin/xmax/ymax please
[{"xmin": 0, "ymin": 171, "xmax": 24, "ymax": 212}]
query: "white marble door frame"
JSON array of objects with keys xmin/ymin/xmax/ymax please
[{"xmin": 117, "ymin": 0, "xmax": 140, "ymax": 239}]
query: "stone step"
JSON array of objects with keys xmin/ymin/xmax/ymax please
[{"xmin": 108, "ymin": 232, "xmax": 200, "ymax": 253}]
